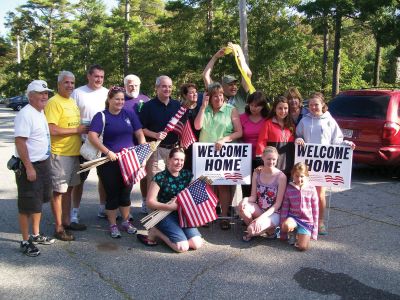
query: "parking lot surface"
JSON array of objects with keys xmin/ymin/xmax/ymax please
[{"xmin": 0, "ymin": 106, "xmax": 399, "ymax": 299}]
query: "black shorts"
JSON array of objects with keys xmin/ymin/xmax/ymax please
[
  {"xmin": 97, "ymin": 160, "xmax": 132, "ymax": 210},
  {"xmin": 79, "ymin": 155, "xmax": 91, "ymax": 182},
  {"xmin": 16, "ymin": 158, "xmax": 52, "ymax": 214}
]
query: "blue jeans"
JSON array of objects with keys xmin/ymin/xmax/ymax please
[{"xmin": 156, "ymin": 212, "xmax": 201, "ymax": 243}]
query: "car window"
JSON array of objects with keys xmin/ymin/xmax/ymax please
[{"xmin": 329, "ymin": 95, "xmax": 390, "ymax": 119}]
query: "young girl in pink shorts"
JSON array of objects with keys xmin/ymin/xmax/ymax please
[
  {"xmin": 238, "ymin": 146, "xmax": 287, "ymax": 241},
  {"xmin": 280, "ymin": 162, "xmax": 319, "ymax": 251}
]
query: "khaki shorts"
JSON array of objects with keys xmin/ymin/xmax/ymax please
[{"xmin": 50, "ymin": 154, "xmax": 80, "ymax": 193}]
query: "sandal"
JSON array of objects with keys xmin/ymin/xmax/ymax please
[
  {"xmin": 219, "ymin": 219, "xmax": 231, "ymax": 230},
  {"xmin": 318, "ymin": 225, "xmax": 328, "ymax": 236},
  {"xmin": 137, "ymin": 234, "xmax": 158, "ymax": 246},
  {"xmin": 242, "ymin": 234, "xmax": 253, "ymax": 242}
]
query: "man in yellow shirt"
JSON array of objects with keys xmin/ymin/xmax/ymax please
[{"xmin": 45, "ymin": 71, "xmax": 88, "ymax": 241}]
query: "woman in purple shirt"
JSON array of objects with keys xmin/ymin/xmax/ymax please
[
  {"xmin": 239, "ymin": 91, "xmax": 269, "ymax": 197},
  {"xmin": 88, "ymin": 86, "xmax": 146, "ymax": 238}
]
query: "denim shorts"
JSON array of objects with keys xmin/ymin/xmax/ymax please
[
  {"xmin": 156, "ymin": 212, "xmax": 201, "ymax": 243},
  {"xmin": 296, "ymin": 223, "xmax": 311, "ymax": 236}
]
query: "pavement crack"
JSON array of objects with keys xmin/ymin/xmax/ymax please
[
  {"xmin": 181, "ymin": 250, "xmax": 242, "ymax": 299},
  {"xmin": 331, "ymin": 207, "xmax": 400, "ymax": 228},
  {"xmin": 64, "ymin": 247, "xmax": 133, "ymax": 300}
]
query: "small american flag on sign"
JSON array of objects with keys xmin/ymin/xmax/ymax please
[
  {"xmin": 325, "ymin": 175, "xmax": 344, "ymax": 185},
  {"xmin": 177, "ymin": 179, "xmax": 219, "ymax": 228},
  {"xmin": 173, "ymin": 120, "xmax": 197, "ymax": 149},
  {"xmin": 224, "ymin": 172, "xmax": 243, "ymax": 182},
  {"xmin": 117, "ymin": 143, "xmax": 152, "ymax": 186}
]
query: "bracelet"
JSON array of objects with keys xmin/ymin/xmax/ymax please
[{"xmin": 105, "ymin": 150, "xmax": 110, "ymax": 155}]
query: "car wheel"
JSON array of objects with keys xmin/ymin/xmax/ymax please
[{"xmin": 16, "ymin": 105, "xmax": 23, "ymax": 111}]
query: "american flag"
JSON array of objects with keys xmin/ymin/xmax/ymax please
[
  {"xmin": 224, "ymin": 172, "xmax": 243, "ymax": 182},
  {"xmin": 325, "ymin": 175, "xmax": 344, "ymax": 185},
  {"xmin": 173, "ymin": 120, "xmax": 197, "ymax": 149},
  {"xmin": 117, "ymin": 143, "xmax": 152, "ymax": 186},
  {"xmin": 177, "ymin": 179, "xmax": 219, "ymax": 228},
  {"xmin": 164, "ymin": 106, "xmax": 187, "ymax": 133}
]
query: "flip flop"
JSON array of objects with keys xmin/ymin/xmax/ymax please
[
  {"xmin": 318, "ymin": 225, "xmax": 328, "ymax": 236},
  {"xmin": 137, "ymin": 234, "xmax": 158, "ymax": 246},
  {"xmin": 242, "ymin": 234, "xmax": 253, "ymax": 242},
  {"xmin": 219, "ymin": 219, "xmax": 231, "ymax": 230}
]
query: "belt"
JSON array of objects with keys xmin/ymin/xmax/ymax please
[
  {"xmin": 32, "ymin": 159, "xmax": 47, "ymax": 165},
  {"xmin": 159, "ymin": 144, "xmax": 176, "ymax": 149}
]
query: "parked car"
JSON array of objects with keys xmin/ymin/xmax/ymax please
[
  {"xmin": 6, "ymin": 95, "xmax": 29, "ymax": 111},
  {"xmin": 328, "ymin": 89, "xmax": 400, "ymax": 167}
]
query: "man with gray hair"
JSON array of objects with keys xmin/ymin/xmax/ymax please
[
  {"xmin": 14, "ymin": 80, "xmax": 55, "ymax": 256},
  {"xmin": 45, "ymin": 71, "xmax": 88, "ymax": 241},
  {"xmin": 124, "ymin": 74, "xmax": 149, "ymax": 113},
  {"xmin": 139, "ymin": 75, "xmax": 181, "ymax": 193},
  {"xmin": 123, "ymin": 74, "xmax": 150, "ymax": 213}
]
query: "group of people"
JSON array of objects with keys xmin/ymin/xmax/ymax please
[{"xmin": 13, "ymin": 46, "xmax": 355, "ymax": 257}]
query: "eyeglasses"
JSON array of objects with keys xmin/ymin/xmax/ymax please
[{"xmin": 108, "ymin": 86, "xmax": 125, "ymax": 97}]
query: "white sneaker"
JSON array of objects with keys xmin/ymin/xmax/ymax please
[
  {"xmin": 97, "ymin": 210, "xmax": 107, "ymax": 219},
  {"xmin": 141, "ymin": 201, "xmax": 148, "ymax": 214},
  {"xmin": 70, "ymin": 210, "xmax": 79, "ymax": 223}
]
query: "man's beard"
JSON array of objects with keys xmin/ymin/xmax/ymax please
[{"xmin": 126, "ymin": 91, "xmax": 139, "ymax": 98}]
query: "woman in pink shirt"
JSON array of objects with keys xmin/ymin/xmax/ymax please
[{"xmin": 239, "ymin": 91, "xmax": 269, "ymax": 197}]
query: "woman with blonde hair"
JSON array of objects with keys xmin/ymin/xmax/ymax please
[
  {"xmin": 194, "ymin": 82, "xmax": 242, "ymax": 230},
  {"xmin": 296, "ymin": 92, "xmax": 355, "ymax": 235},
  {"xmin": 238, "ymin": 146, "xmax": 287, "ymax": 241}
]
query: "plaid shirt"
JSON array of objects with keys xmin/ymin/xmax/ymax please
[{"xmin": 280, "ymin": 182, "xmax": 319, "ymax": 240}]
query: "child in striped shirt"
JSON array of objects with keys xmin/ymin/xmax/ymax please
[{"xmin": 280, "ymin": 162, "xmax": 319, "ymax": 251}]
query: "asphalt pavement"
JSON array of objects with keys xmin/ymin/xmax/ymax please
[{"xmin": 0, "ymin": 105, "xmax": 399, "ymax": 299}]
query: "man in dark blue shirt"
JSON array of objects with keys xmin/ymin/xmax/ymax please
[{"xmin": 140, "ymin": 75, "xmax": 181, "ymax": 200}]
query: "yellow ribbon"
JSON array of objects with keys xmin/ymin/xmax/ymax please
[{"xmin": 224, "ymin": 43, "xmax": 256, "ymax": 94}]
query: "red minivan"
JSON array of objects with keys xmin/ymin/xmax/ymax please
[{"xmin": 328, "ymin": 89, "xmax": 400, "ymax": 166}]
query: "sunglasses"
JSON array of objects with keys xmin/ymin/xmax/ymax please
[{"xmin": 108, "ymin": 86, "xmax": 125, "ymax": 97}]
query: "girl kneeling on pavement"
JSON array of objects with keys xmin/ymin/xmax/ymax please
[
  {"xmin": 137, "ymin": 147, "xmax": 203, "ymax": 253},
  {"xmin": 280, "ymin": 162, "xmax": 319, "ymax": 251},
  {"xmin": 238, "ymin": 146, "xmax": 287, "ymax": 242}
]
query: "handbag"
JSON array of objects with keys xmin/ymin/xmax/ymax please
[{"xmin": 80, "ymin": 112, "xmax": 105, "ymax": 161}]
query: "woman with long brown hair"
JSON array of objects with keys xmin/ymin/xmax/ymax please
[{"xmin": 256, "ymin": 96, "xmax": 295, "ymax": 177}]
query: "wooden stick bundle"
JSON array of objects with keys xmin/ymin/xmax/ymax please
[
  {"xmin": 140, "ymin": 200, "xmax": 174, "ymax": 230},
  {"xmin": 140, "ymin": 176, "xmax": 214, "ymax": 230}
]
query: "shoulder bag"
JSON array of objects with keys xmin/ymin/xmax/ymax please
[{"xmin": 80, "ymin": 112, "xmax": 105, "ymax": 161}]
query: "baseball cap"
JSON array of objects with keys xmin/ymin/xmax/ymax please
[
  {"xmin": 26, "ymin": 80, "xmax": 53, "ymax": 94},
  {"xmin": 222, "ymin": 75, "xmax": 238, "ymax": 85}
]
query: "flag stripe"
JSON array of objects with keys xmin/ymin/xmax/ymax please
[{"xmin": 177, "ymin": 179, "xmax": 218, "ymax": 227}]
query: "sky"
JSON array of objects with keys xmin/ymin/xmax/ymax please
[{"xmin": 0, "ymin": 0, "xmax": 118, "ymax": 37}]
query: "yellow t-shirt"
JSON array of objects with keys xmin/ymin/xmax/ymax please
[{"xmin": 45, "ymin": 93, "xmax": 81, "ymax": 156}]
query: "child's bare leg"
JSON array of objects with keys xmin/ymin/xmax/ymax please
[
  {"xmin": 295, "ymin": 234, "xmax": 311, "ymax": 251},
  {"xmin": 316, "ymin": 186, "xmax": 326, "ymax": 229},
  {"xmin": 281, "ymin": 217, "xmax": 297, "ymax": 233}
]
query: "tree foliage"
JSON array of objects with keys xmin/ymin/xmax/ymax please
[{"xmin": 0, "ymin": 0, "xmax": 398, "ymax": 99}]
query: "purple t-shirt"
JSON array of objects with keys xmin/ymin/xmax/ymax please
[
  {"xmin": 90, "ymin": 109, "xmax": 142, "ymax": 153},
  {"xmin": 124, "ymin": 94, "xmax": 150, "ymax": 114}
]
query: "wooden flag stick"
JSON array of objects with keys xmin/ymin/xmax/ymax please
[{"xmin": 80, "ymin": 156, "xmax": 108, "ymax": 168}]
